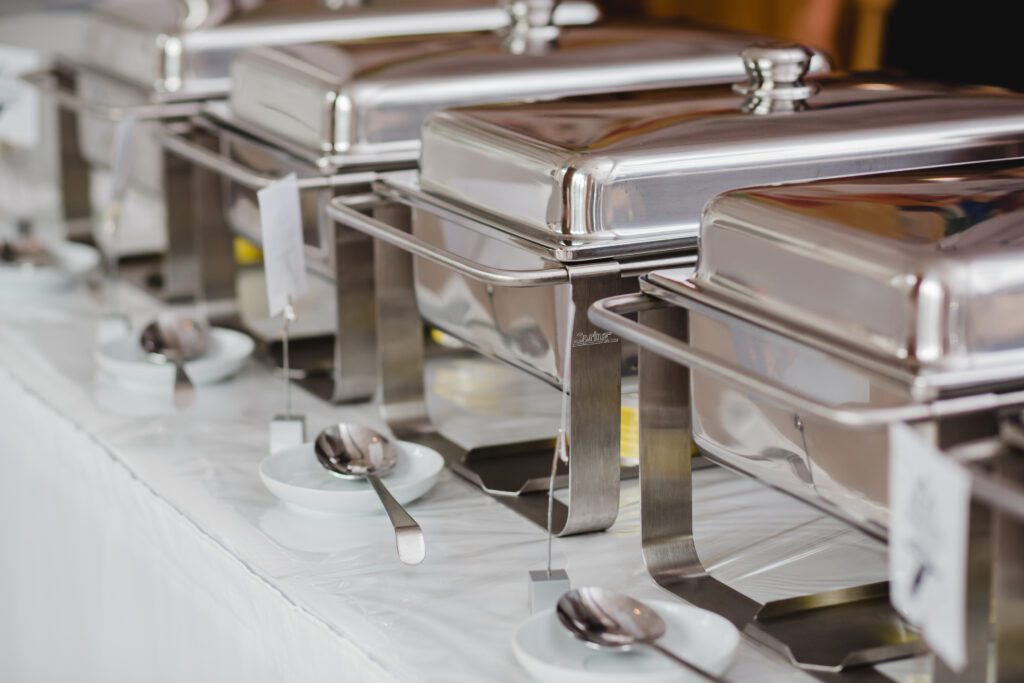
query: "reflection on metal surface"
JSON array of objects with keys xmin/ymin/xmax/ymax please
[
  {"xmin": 596, "ymin": 162, "xmax": 1024, "ymax": 533},
  {"xmin": 695, "ymin": 160, "xmax": 1024, "ymax": 382},
  {"xmin": 326, "ymin": 65, "xmax": 1024, "ymax": 538},
  {"xmin": 33, "ymin": 0, "xmax": 599, "ymax": 302},
  {"xmin": 228, "ymin": 24, "xmax": 770, "ymax": 161},
  {"xmin": 85, "ymin": 0, "xmax": 599, "ymax": 97},
  {"xmin": 417, "ymin": 74, "xmax": 1024, "ymax": 255},
  {"xmin": 732, "ymin": 42, "xmax": 819, "ymax": 114},
  {"xmin": 172, "ymin": 18, "xmax": 781, "ymax": 404},
  {"xmin": 586, "ymin": 162, "xmax": 1024, "ymax": 676},
  {"xmin": 501, "ymin": 0, "xmax": 561, "ymax": 55},
  {"xmin": 589, "ymin": 297, "xmax": 924, "ymax": 675}
]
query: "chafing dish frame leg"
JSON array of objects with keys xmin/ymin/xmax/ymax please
[
  {"xmin": 993, "ymin": 446, "xmax": 1024, "ymax": 683},
  {"xmin": 637, "ymin": 304, "xmax": 924, "ymax": 676},
  {"xmin": 369, "ymin": 201, "xmax": 620, "ymax": 536},
  {"xmin": 162, "ymin": 125, "xmax": 237, "ymax": 306},
  {"xmin": 56, "ymin": 75, "xmax": 93, "ymax": 245},
  {"xmin": 160, "ymin": 128, "xmax": 386, "ymax": 403},
  {"xmin": 329, "ymin": 209, "xmax": 381, "ymax": 404}
]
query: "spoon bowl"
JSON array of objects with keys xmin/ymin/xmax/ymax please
[
  {"xmin": 140, "ymin": 313, "xmax": 210, "ymax": 361},
  {"xmin": 557, "ymin": 587, "xmax": 666, "ymax": 652},
  {"xmin": 314, "ymin": 423, "xmax": 397, "ymax": 479},
  {"xmin": 140, "ymin": 313, "xmax": 209, "ymax": 410},
  {"xmin": 557, "ymin": 588, "xmax": 722, "ymax": 681}
]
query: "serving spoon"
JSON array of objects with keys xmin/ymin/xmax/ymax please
[
  {"xmin": 314, "ymin": 423, "xmax": 425, "ymax": 565},
  {"xmin": 140, "ymin": 313, "xmax": 209, "ymax": 410},
  {"xmin": 556, "ymin": 587, "xmax": 723, "ymax": 682}
]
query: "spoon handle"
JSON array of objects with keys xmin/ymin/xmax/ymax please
[
  {"xmin": 367, "ymin": 474, "xmax": 425, "ymax": 566},
  {"xmin": 646, "ymin": 642, "xmax": 723, "ymax": 682},
  {"xmin": 172, "ymin": 356, "xmax": 197, "ymax": 411}
]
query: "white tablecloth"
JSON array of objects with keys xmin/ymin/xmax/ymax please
[{"xmin": 0, "ymin": 282, "xmax": 931, "ymax": 682}]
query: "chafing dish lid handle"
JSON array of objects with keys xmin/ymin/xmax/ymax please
[
  {"xmin": 502, "ymin": 0, "xmax": 562, "ymax": 54},
  {"xmin": 732, "ymin": 43, "xmax": 820, "ymax": 114}
]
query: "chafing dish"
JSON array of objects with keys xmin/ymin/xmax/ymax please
[
  {"xmin": 23, "ymin": 0, "xmax": 598, "ymax": 275},
  {"xmin": 161, "ymin": 8, "xmax": 783, "ymax": 402},
  {"xmin": 329, "ymin": 44, "xmax": 1024, "ymax": 539},
  {"xmin": 588, "ymin": 160, "xmax": 1024, "ymax": 676}
]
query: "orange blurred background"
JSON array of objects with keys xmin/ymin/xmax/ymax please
[{"xmin": 600, "ymin": 0, "xmax": 1020, "ymax": 92}]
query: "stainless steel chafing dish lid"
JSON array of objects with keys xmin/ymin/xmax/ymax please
[
  {"xmin": 647, "ymin": 160, "xmax": 1024, "ymax": 392},
  {"xmin": 226, "ymin": 23, "xmax": 765, "ymax": 164},
  {"xmin": 81, "ymin": 0, "xmax": 598, "ymax": 99},
  {"xmin": 418, "ymin": 50, "xmax": 1024, "ymax": 259}
]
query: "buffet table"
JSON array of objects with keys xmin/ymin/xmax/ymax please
[{"xmin": 0, "ymin": 282, "xmax": 929, "ymax": 682}]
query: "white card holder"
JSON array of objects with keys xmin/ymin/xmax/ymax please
[
  {"xmin": 95, "ymin": 314, "xmax": 131, "ymax": 347},
  {"xmin": 889, "ymin": 423, "xmax": 972, "ymax": 672},
  {"xmin": 269, "ymin": 415, "xmax": 306, "ymax": 455}
]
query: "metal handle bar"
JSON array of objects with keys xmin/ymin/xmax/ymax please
[
  {"xmin": 327, "ymin": 196, "xmax": 571, "ymax": 287},
  {"xmin": 589, "ymin": 292, "xmax": 1024, "ymax": 429},
  {"xmin": 20, "ymin": 69, "xmax": 203, "ymax": 122},
  {"xmin": 159, "ymin": 129, "xmax": 380, "ymax": 191},
  {"xmin": 328, "ymin": 192, "xmax": 698, "ymax": 287}
]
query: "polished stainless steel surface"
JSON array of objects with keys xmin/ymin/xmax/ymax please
[
  {"xmin": 601, "ymin": 162, "xmax": 1024, "ymax": 530},
  {"xmin": 417, "ymin": 76, "xmax": 1024, "ymax": 255},
  {"xmin": 84, "ymin": 0, "xmax": 598, "ymax": 99},
  {"xmin": 324, "ymin": 53, "xmax": 1024, "ymax": 538},
  {"xmin": 33, "ymin": 0, "xmax": 597, "ymax": 267},
  {"xmin": 226, "ymin": 25, "xmax": 769, "ymax": 162},
  {"xmin": 314, "ymin": 422, "xmax": 425, "ymax": 565},
  {"xmin": 588, "ymin": 296, "xmax": 924, "ymax": 675},
  {"xmin": 555, "ymin": 587, "xmax": 723, "ymax": 682},
  {"xmin": 327, "ymin": 196, "xmax": 633, "ymax": 536},
  {"xmin": 592, "ymin": 289, "xmax": 1024, "ymax": 532},
  {"xmin": 733, "ymin": 43, "xmax": 819, "ymax": 114},
  {"xmin": 180, "ymin": 23, "xmax": 801, "ymax": 404},
  {"xmin": 591, "ymin": 293, "xmax": 1024, "ymax": 681},
  {"xmin": 693, "ymin": 161, "xmax": 1024, "ymax": 388},
  {"xmin": 327, "ymin": 193, "xmax": 696, "ymax": 388},
  {"xmin": 140, "ymin": 313, "xmax": 210, "ymax": 410}
]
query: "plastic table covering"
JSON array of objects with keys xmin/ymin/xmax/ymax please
[{"xmin": 0, "ymin": 281, "xmax": 931, "ymax": 682}]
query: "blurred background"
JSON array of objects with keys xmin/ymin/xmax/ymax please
[
  {"xmin": 0, "ymin": 0, "xmax": 1018, "ymax": 90},
  {"xmin": 603, "ymin": 0, "xmax": 1020, "ymax": 91}
]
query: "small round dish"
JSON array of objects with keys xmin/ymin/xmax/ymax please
[
  {"xmin": 513, "ymin": 599, "xmax": 739, "ymax": 683},
  {"xmin": 260, "ymin": 441, "xmax": 445, "ymax": 515},
  {"xmin": 95, "ymin": 327, "xmax": 254, "ymax": 391},
  {"xmin": 0, "ymin": 240, "xmax": 99, "ymax": 293}
]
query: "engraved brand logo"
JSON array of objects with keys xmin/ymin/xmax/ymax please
[{"xmin": 572, "ymin": 331, "xmax": 619, "ymax": 348}]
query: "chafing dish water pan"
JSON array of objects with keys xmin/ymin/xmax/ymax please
[
  {"xmin": 589, "ymin": 160, "xmax": 1024, "ymax": 676},
  {"xmin": 330, "ymin": 45, "xmax": 1024, "ymax": 539}
]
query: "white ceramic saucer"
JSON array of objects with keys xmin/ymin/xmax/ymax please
[
  {"xmin": 514, "ymin": 599, "xmax": 740, "ymax": 683},
  {"xmin": 260, "ymin": 441, "xmax": 445, "ymax": 515},
  {"xmin": 0, "ymin": 240, "xmax": 100, "ymax": 293},
  {"xmin": 95, "ymin": 327, "xmax": 254, "ymax": 391}
]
